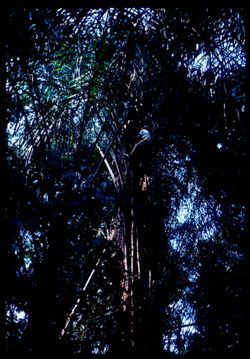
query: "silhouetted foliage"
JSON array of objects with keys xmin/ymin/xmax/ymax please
[{"xmin": 0, "ymin": 6, "xmax": 247, "ymax": 357}]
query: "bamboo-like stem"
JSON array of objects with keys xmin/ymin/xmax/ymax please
[
  {"xmin": 135, "ymin": 224, "xmax": 141, "ymax": 279},
  {"xmin": 96, "ymin": 144, "xmax": 117, "ymax": 190},
  {"xmin": 59, "ymin": 248, "xmax": 106, "ymax": 339},
  {"xmin": 130, "ymin": 195, "xmax": 135, "ymax": 348},
  {"xmin": 59, "ymin": 222, "xmax": 117, "ymax": 339},
  {"xmin": 110, "ymin": 149, "xmax": 124, "ymax": 188},
  {"xmin": 120, "ymin": 209, "xmax": 129, "ymax": 292},
  {"xmin": 148, "ymin": 269, "xmax": 152, "ymax": 290}
]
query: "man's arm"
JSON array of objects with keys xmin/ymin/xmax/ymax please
[{"xmin": 129, "ymin": 137, "xmax": 150, "ymax": 158}]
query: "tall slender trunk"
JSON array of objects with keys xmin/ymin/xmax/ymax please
[{"xmin": 115, "ymin": 172, "xmax": 163, "ymax": 354}]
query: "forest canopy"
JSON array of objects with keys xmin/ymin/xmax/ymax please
[{"xmin": 0, "ymin": 7, "xmax": 247, "ymax": 357}]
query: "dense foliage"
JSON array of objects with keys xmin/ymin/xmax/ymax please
[{"xmin": 0, "ymin": 7, "xmax": 247, "ymax": 357}]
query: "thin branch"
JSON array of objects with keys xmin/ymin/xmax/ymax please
[
  {"xmin": 59, "ymin": 247, "xmax": 106, "ymax": 339},
  {"xmin": 96, "ymin": 143, "xmax": 117, "ymax": 191}
]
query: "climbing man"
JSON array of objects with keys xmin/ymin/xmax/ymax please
[{"xmin": 125, "ymin": 129, "xmax": 152, "ymax": 191}]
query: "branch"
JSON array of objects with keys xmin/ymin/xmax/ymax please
[
  {"xmin": 59, "ymin": 225, "xmax": 116, "ymax": 339},
  {"xmin": 59, "ymin": 247, "xmax": 106, "ymax": 339},
  {"xmin": 96, "ymin": 144, "xmax": 118, "ymax": 191}
]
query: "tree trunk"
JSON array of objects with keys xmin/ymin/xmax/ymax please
[{"xmin": 114, "ymin": 168, "xmax": 164, "ymax": 354}]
